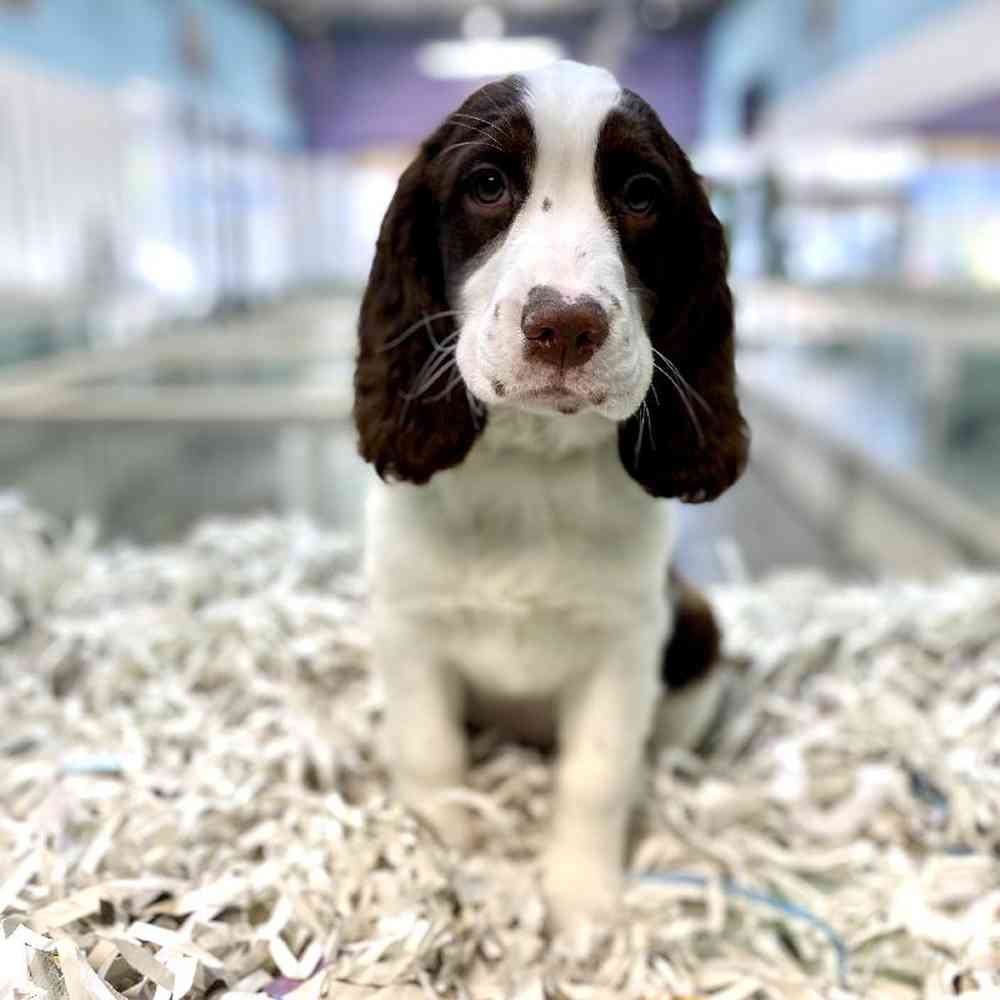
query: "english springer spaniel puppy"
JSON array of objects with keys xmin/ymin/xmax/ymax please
[{"xmin": 354, "ymin": 60, "xmax": 748, "ymax": 929}]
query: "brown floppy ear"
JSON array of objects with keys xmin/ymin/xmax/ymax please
[
  {"xmin": 618, "ymin": 164, "xmax": 749, "ymax": 503},
  {"xmin": 353, "ymin": 143, "xmax": 485, "ymax": 485}
]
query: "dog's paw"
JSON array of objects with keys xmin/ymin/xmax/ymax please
[
  {"xmin": 400, "ymin": 786, "xmax": 477, "ymax": 853},
  {"xmin": 542, "ymin": 848, "xmax": 623, "ymax": 933},
  {"xmin": 429, "ymin": 800, "xmax": 478, "ymax": 852}
]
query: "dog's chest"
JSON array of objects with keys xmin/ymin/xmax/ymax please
[{"xmin": 367, "ymin": 421, "xmax": 672, "ymax": 697}]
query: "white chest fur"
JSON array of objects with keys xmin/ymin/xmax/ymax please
[
  {"xmin": 367, "ymin": 408, "xmax": 680, "ymax": 927},
  {"xmin": 365, "ymin": 410, "xmax": 673, "ymax": 700}
]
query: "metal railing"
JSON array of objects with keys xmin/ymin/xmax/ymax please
[{"xmin": 744, "ymin": 384, "xmax": 1000, "ymax": 570}]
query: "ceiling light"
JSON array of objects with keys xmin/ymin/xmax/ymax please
[
  {"xmin": 417, "ymin": 37, "xmax": 564, "ymax": 80},
  {"xmin": 462, "ymin": 4, "xmax": 505, "ymax": 40}
]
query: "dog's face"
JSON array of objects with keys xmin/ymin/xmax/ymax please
[
  {"xmin": 355, "ymin": 60, "xmax": 748, "ymax": 500},
  {"xmin": 452, "ymin": 64, "xmax": 648, "ymax": 423}
]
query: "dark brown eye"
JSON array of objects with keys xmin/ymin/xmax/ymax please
[
  {"xmin": 622, "ymin": 173, "xmax": 662, "ymax": 215},
  {"xmin": 467, "ymin": 166, "xmax": 509, "ymax": 208}
]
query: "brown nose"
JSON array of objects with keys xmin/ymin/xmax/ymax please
[{"xmin": 521, "ymin": 286, "xmax": 609, "ymax": 369}]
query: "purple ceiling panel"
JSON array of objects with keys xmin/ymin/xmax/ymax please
[
  {"xmin": 617, "ymin": 26, "xmax": 706, "ymax": 149},
  {"xmin": 294, "ymin": 25, "xmax": 708, "ymax": 154},
  {"xmin": 295, "ymin": 34, "xmax": 473, "ymax": 151},
  {"xmin": 905, "ymin": 90, "xmax": 1000, "ymax": 136}
]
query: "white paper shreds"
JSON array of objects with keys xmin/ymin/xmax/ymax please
[{"xmin": 1, "ymin": 496, "xmax": 998, "ymax": 999}]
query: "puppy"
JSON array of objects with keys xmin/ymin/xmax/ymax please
[{"xmin": 353, "ymin": 60, "xmax": 748, "ymax": 928}]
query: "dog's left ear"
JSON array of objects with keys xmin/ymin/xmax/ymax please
[
  {"xmin": 618, "ymin": 157, "xmax": 749, "ymax": 503},
  {"xmin": 354, "ymin": 131, "xmax": 484, "ymax": 485}
]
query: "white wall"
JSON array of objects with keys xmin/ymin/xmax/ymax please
[{"xmin": 0, "ymin": 55, "xmax": 356, "ymax": 314}]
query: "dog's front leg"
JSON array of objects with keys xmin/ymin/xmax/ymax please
[
  {"xmin": 543, "ymin": 641, "xmax": 660, "ymax": 930},
  {"xmin": 378, "ymin": 625, "xmax": 472, "ymax": 849}
]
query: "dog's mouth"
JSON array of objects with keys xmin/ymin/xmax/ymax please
[
  {"xmin": 521, "ymin": 385, "xmax": 575, "ymax": 400},
  {"xmin": 507, "ymin": 383, "xmax": 597, "ymax": 415}
]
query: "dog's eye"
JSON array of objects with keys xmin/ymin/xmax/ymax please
[
  {"xmin": 467, "ymin": 166, "xmax": 510, "ymax": 208},
  {"xmin": 622, "ymin": 174, "xmax": 662, "ymax": 216}
]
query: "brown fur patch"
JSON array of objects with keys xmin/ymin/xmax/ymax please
[
  {"xmin": 599, "ymin": 91, "xmax": 749, "ymax": 501},
  {"xmin": 353, "ymin": 77, "xmax": 533, "ymax": 484},
  {"xmin": 661, "ymin": 569, "xmax": 721, "ymax": 690}
]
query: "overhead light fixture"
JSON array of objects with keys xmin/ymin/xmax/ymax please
[
  {"xmin": 462, "ymin": 4, "xmax": 506, "ymax": 40},
  {"xmin": 417, "ymin": 37, "xmax": 564, "ymax": 80}
]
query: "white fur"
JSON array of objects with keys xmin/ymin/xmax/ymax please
[
  {"xmin": 652, "ymin": 666, "xmax": 727, "ymax": 754},
  {"xmin": 456, "ymin": 61, "xmax": 654, "ymax": 422},
  {"xmin": 367, "ymin": 408, "xmax": 674, "ymax": 927},
  {"xmin": 366, "ymin": 62, "xmax": 709, "ymax": 930}
]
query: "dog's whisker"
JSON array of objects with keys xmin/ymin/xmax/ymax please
[
  {"xmin": 654, "ymin": 363, "xmax": 706, "ymax": 446},
  {"xmin": 633, "ymin": 405, "xmax": 646, "ymax": 465},
  {"xmin": 465, "ymin": 387, "xmax": 486, "ymax": 426},
  {"xmin": 650, "ymin": 350, "xmax": 709, "ymax": 422},
  {"xmin": 428, "ymin": 327, "xmax": 460, "ymax": 352},
  {"xmin": 425, "ymin": 336, "xmax": 459, "ymax": 364},
  {"xmin": 449, "ymin": 122, "xmax": 505, "ymax": 150},
  {"xmin": 422, "ymin": 312, "xmax": 445, "ymax": 352},
  {"xmin": 403, "ymin": 371, "xmax": 451, "ymax": 403},
  {"xmin": 652, "ymin": 347, "xmax": 708, "ymax": 406},
  {"xmin": 652, "ymin": 348, "xmax": 712, "ymax": 414},
  {"xmin": 450, "ymin": 112, "xmax": 497, "ymax": 128},
  {"xmin": 642, "ymin": 400, "xmax": 656, "ymax": 452},
  {"xmin": 409, "ymin": 354, "xmax": 458, "ymax": 399},
  {"xmin": 425, "ymin": 368, "xmax": 466, "ymax": 402},
  {"xmin": 439, "ymin": 139, "xmax": 501, "ymax": 159},
  {"xmin": 390, "ymin": 311, "xmax": 482, "ymax": 413},
  {"xmin": 475, "ymin": 90, "xmax": 516, "ymax": 137},
  {"xmin": 412, "ymin": 351, "xmax": 458, "ymax": 396},
  {"xmin": 654, "ymin": 361, "xmax": 700, "ymax": 424},
  {"xmin": 450, "ymin": 112, "xmax": 512, "ymax": 142},
  {"xmin": 382, "ymin": 310, "xmax": 460, "ymax": 351},
  {"xmin": 406, "ymin": 346, "xmax": 454, "ymax": 398}
]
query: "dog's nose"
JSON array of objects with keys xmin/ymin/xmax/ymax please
[{"xmin": 521, "ymin": 286, "xmax": 609, "ymax": 369}]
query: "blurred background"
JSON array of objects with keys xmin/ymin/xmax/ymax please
[{"xmin": 0, "ymin": 0, "xmax": 998, "ymax": 581}]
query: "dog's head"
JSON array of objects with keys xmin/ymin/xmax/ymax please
[{"xmin": 354, "ymin": 60, "xmax": 748, "ymax": 500}]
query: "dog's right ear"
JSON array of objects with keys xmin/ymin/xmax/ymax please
[{"xmin": 353, "ymin": 138, "xmax": 485, "ymax": 485}]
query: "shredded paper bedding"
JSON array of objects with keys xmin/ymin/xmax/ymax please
[{"xmin": 1, "ymin": 496, "xmax": 998, "ymax": 999}]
